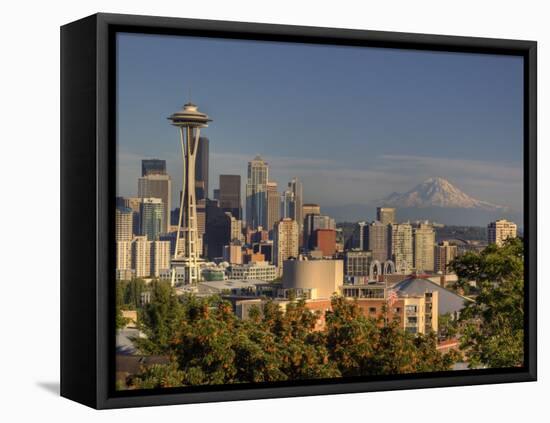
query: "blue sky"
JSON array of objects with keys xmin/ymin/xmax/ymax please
[{"xmin": 116, "ymin": 32, "xmax": 524, "ymax": 214}]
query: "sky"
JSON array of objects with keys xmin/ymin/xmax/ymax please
[{"xmin": 116, "ymin": 32, "xmax": 524, "ymax": 217}]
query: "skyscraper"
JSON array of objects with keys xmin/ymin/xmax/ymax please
[
  {"xmin": 390, "ymin": 223, "xmax": 413, "ymax": 273},
  {"xmin": 219, "ymin": 174, "xmax": 241, "ymax": 219},
  {"xmin": 434, "ymin": 241, "xmax": 458, "ymax": 273},
  {"xmin": 487, "ymin": 219, "xmax": 518, "ymax": 246},
  {"xmin": 115, "ymin": 206, "xmax": 133, "ymax": 242},
  {"xmin": 376, "ymin": 207, "xmax": 396, "ymax": 225},
  {"xmin": 138, "ymin": 173, "xmax": 171, "ymax": 234},
  {"xmin": 195, "ymin": 137, "xmax": 209, "ymax": 200},
  {"xmin": 413, "ymin": 222, "xmax": 435, "ymax": 272},
  {"xmin": 245, "ymin": 156, "xmax": 268, "ymax": 229},
  {"xmin": 274, "ymin": 218, "xmax": 299, "ymax": 271},
  {"xmin": 141, "ymin": 159, "xmax": 166, "ymax": 176},
  {"xmin": 288, "ymin": 177, "xmax": 303, "ymax": 241},
  {"xmin": 140, "ymin": 198, "xmax": 164, "ymax": 241},
  {"xmin": 204, "ymin": 200, "xmax": 232, "ymax": 259},
  {"xmin": 367, "ymin": 221, "xmax": 390, "ymax": 262},
  {"xmin": 266, "ymin": 181, "xmax": 280, "ymax": 232}
]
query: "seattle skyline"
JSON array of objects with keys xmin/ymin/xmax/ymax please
[{"xmin": 116, "ymin": 32, "xmax": 524, "ymax": 218}]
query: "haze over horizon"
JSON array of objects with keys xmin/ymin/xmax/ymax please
[{"xmin": 116, "ymin": 32, "xmax": 524, "ymax": 225}]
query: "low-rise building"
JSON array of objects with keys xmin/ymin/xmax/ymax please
[
  {"xmin": 228, "ymin": 261, "xmax": 278, "ymax": 281},
  {"xmin": 282, "ymin": 258, "xmax": 343, "ymax": 299}
]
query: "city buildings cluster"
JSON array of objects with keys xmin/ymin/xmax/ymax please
[{"xmin": 115, "ymin": 102, "xmax": 518, "ymax": 337}]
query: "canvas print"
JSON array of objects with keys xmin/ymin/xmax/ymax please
[{"xmin": 114, "ymin": 33, "xmax": 525, "ymax": 391}]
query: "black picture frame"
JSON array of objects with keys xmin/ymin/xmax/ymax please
[{"xmin": 60, "ymin": 12, "xmax": 537, "ymax": 409}]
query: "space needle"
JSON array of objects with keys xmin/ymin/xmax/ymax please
[{"xmin": 168, "ymin": 101, "xmax": 212, "ymax": 285}]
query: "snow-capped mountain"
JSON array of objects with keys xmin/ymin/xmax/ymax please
[{"xmin": 380, "ymin": 177, "xmax": 507, "ymax": 211}]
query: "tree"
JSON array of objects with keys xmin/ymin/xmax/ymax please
[
  {"xmin": 133, "ymin": 280, "xmax": 185, "ymax": 354},
  {"xmin": 452, "ymin": 238, "xmax": 524, "ymax": 368},
  {"xmin": 130, "ymin": 362, "xmax": 185, "ymax": 389}
]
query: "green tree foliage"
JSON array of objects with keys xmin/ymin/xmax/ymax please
[
  {"xmin": 130, "ymin": 362, "xmax": 185, "ymax": 389},
  {"xmin": 451, "ymin": 238, "xmax": 524, "ymax": 368},
  {"xmin": 133, "ymin": 280, "xmax": 185, "ymax": 355}
]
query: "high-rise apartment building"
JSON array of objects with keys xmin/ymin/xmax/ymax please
[
  {"xmin": 367, "ymin": 221, "xmax": 390, "ymax": 262},
  {"xmin": 117, "ymin": 196, "xmax": 141, "ymax": 235},
  {"xmin": 219, "ymin": 174, "xmax": 241, "ymax": 219},
  {"xmin": 151, "ymin": 240, "xmax": 171, "ymax": 277},
  {"xmin": 132, "ymin": 236, "xmax": 151, "ymax": 278},
  {"xmin": 228, "ymin": 212, "xmax": 244, "ymax": 242},
  {"xmin": 141, "ymin": 159, "xmax": 166, "ymax": 176},
  {"xmin": 195, "ymin": 137, "xmax": 209, "ymax": 201},
  {"xmin": 376, "ymin": 207, "xmax": 396, "ymax": 225},
  {"xmin": 390, "ymin": 223, "xmax": 413, "ymax": 273},
  {"xmin": 140, "ymin": 198, "xmax": 164, "ymax": 241},
  {"xmin": 138, "ymin": 173, "xmax": 171, "ymax": 233},
  {"xmin": 115, "ymin": 207, "xmax": 133, "ymax": 242},
  {"xmin": 434, "ymin": 241, "xmax": 458, "ymax": 273},
  {"xmin": 487, "ymin": 219, "xmax": 518, "ymax": 246},
  {"xmin": 266, "ymin": 181, "xmax": 280, "ymax": 232},
  {"xmin": 273, "ymin": 218, "xmax": 299, "ymax": 271},
  {"xmin": 116, "ymin": 240, "xmax": 132, "ymax": 274},
  {"xmin": 245, "ymin": 156, "xmax": 268, "ymax": 229},
  {"xmin": 116, "ymin": 236, "xmax": 170, "ymax": 279},
  {"xmin": 413, "ymin": 222, "xmax": 435, "ymax": 272}
]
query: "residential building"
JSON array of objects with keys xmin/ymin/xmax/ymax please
[
  {"xmin": 132, "ymin": 236, "xmax": 151, "ymax": 278},
  {"xmin": 115, "ymin": 207, "xmax": 133, "ymax": 241},
  {"xmin": 273, "ymin": 218, "xmax": 299, "ymax": 271},
  {"xmin": 487, "ymin": 219, "xmax": 518, "ymax": 246},
  {"xmin": 414, "ymin": 222, "xmax": 435, "ymax": 272},
  {"xmin": 434, "ymin": 241, "xmax": 458, "ymax": 273},
  {"xmin": 151, "ymin": 240, "xmax": 171, "ymax": 277},
  {"xmin": 390, "ymin": 223, "xmax": 413, "ymax": 273}
]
